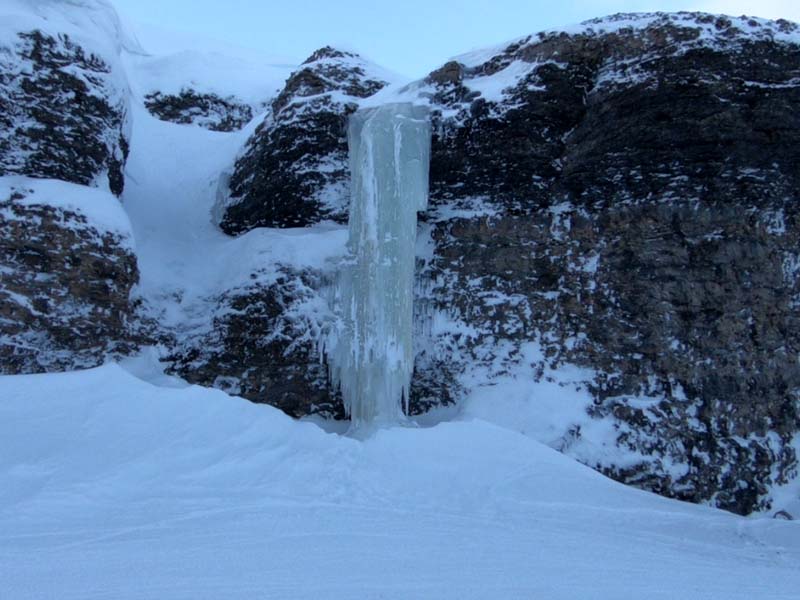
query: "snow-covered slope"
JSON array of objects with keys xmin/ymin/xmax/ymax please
[
  {"xmin": 0, "ymin": 364, "xmax": 798, "ymax": 599},
  {"xmin": 117, "ymin": 12, "xmax": 296, "ymax": 131},
  {"xmin": 120, "ymin": 103, "xmax": 344, "ymax": 337}
]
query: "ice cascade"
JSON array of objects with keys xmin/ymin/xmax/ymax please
[{"xmin": 328, "ymin": 102, "xmax": 431, "ymax": 427}]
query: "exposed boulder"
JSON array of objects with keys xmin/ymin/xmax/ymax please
[
  {"xmin": 0, "ymin": 2, "xmax": 132, "ymax": 195},
  {"xmin": 218, "ymin": 47, "xmax": 392, "ymax": 232},
  {"xmin": 420, "ymin": 12, "xmax": 800, "ymax": 514},
  {"xmin": 165, "ymin": 266, "xmax": 342, "ymax": 417},
  {"xmin": 213, "ymin": 13, "xmax": 800, "ymax": 514},
  {"xmin": 0, "ymin": 178, "xmax": 141, "ymax": 373},
  {"xmin": 144, "ymin": 89, "xmax": 255, "ymax": 132}
]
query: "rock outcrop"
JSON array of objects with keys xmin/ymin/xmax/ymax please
[
  {"xmin": 217, "ymin": 15, "xmax": 800, "ymax": 514},
  {"xmin": 420, "ymin": 13, "xmax": 800, "ymax": 514},
  {"xmin": 218, "ymin": 47, "xmax": 391, "ymax": 232},
  {"xmin": 0, "ymin": 1, "xmax": 142, "ymax": 374},
  {"xmin": 166, "ymin": 266, "xmax": 341, "ymax": 417},
  {"xmin": 0, "ymin": 179, "xmax": 141, "ymax": 373},
  {"xmin": 144, "ymin": 89, "xmax": 255, "ymax": 132},
  {"xmin": 0, "ymin": 18, "xmax": 131, "ymax": 195}
]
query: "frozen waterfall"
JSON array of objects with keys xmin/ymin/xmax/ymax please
[{"xmin": 328, "ymin": 102, "xmax": 431, "ymax": 427}]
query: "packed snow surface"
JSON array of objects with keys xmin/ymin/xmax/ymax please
[{"xmin": 1, "ymin": 364, "xmax": 799, "ymax": 599}]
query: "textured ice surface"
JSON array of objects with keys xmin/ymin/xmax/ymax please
[{"xmin": 328, "ymin": 103, "xmax": 430, "ymax": 427}]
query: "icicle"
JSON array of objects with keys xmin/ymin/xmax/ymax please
[{"xmin": 328, "ymin": 102, "xmax": 431, "ymax": 428}]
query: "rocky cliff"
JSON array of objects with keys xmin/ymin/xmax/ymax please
[
  {"xmin": 0, "ymin": 178, "xmax": 140, "ymax": 374},
  {"xmin": 0, "ymin": 1, "xmax": 132, "ymax": 196},
  {"xmin": 218, "ymin": 13, "xmax": 800, "ymax": 514},
  {"xmin": 143, "ymin": 89, "xmax": 255, "ymax": 132},
  {"xmin": 166, "ymin": 265, "xmax": 341, "ymax": 418},
  {"xmin": 218, "ymin": 47, "xmax": 393, "ymax": 231},
  {"xmin": 418, "ymin": 12, "xmax": 800, "ymax": 515},
  {"xmin": 2, "ymin": 1, "xmax": 799, "ymax": 516}
]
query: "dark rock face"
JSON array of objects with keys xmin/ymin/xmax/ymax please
[
  {"xmin": 0, "ymin": 30, "xmax": 130, "ymax": 195},
  {"xmin": 421, "ymin": 13, "xmax": 800, "ymax": 514},
  {"xmin": 165, "ymin": 262, "xmax": 445, "ymax": 419},
  {"xmin": 144, "ymin": 89, "xmax": 255, "ymax": 132},
  {"xmin": 165, "ymin": 267, "xmax": 342, "ymax": 418},
  {"xmin": 0, "ymin": 185, "xmax": 141, "ymax": 373},
  {"xmin": 216, "ymin": 15, "xmax": 800, "ymax": 514},
  {"xmin": 218, "ymin": 47, "xmax": 389, "ymax": 232}
]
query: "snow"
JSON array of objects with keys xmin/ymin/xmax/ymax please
[
  {"xmin": 123, "ymin": 49, "xmax": 294, "ymax": 109},
  {"xmin": 458, "ymin": 342, "xmax": 667, "ymax": 475},
  {"xmin": 448, "ymin": 12, "xmax": 800, "ymax": 93},
  {"xmin": 114, "ymin": 7, "xmax": 299, "ymax": 117},
  {"xmin": 121, "ymin": 104, "xmax": 346, "ymax": 330},
  {"xmin": 309, "ymin": 50, "xmax": 405, "ymax": 90},
  {"xmin": 1, "ymin": 0, "xmax": 143, "ymax": 57},
  {"xmin": 1, "ymin": 363, "xmax": 799, "ymax": 599},
  {"xmin": 328, "ymin": 103, "xmax": 431, "ymax": 426},
  {"xmin": 463, "ymin": 59, "xmax": 547, "ymax": 101},
  {"xmin": 3, "ymin": 4, "xmax": 800, "ymax": 595},
  {"xmin": 0, "ymin": 176, "xmax": 135, "ymax": 243}
]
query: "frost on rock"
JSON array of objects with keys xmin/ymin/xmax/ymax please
[
  {"xmin": 417, "ymin": 12, "xmax": 800, "ymax": 515},
  {"xmin": 143, "ymin": 89, "xmax": 255, "ymax": 132},
  {"xmin": 219, "ymin": 47, "xmax": 393, "ymax": 232},
  {"xmin": 328, "ymin": 103, "xmax": 431, "ymax": 427},
  {"xmin": 0, "ymin": 0, "xmax": 132, "ymax": 195}
]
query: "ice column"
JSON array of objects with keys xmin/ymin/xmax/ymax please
[{"xmin": 328, "ymin": 102, "xmax": 431, "ymax": 427}]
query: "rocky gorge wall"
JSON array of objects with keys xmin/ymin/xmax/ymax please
[
  {"xmin": 0, "ymin": 180, "xmax": 141, "ymax": 373},
  {"xmin": 419, "ymin": 13, "xmax": 800, "ymax": 515},
  {"xmin": 213, "ymin": 13, "xmax": 800, "ymax": 514},
  {"xmin": 0, "ymin": 1, "xmax": 141, "ymax": 376}
]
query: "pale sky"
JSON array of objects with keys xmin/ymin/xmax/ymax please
[{"xmin": 112, "ymin": 0, "xmax": 800, "ymax": 77}]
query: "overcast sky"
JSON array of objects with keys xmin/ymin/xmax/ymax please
[{"xmin": 112, "ymin": 0, "xmax": 800, "ymax": 76}]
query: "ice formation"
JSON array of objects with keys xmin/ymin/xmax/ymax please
[{"xmin": 328, "ymin": 102, "xmax": 431, "ymax": 427}]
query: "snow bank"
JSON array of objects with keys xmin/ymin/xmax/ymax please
[
  {"xmin": 0, "ymin": 363, "xmax": 798, "ymax": 598},
  {"xmin": 0, "ymin": 176, "xmax": 134, "ymax": 243},
  {"xmin": 121, "ymin": 104, "xmax": 345, "ymax": 313},
  {"xmin": 1, "ymin": 0, "xmax": 142, "ymax": 57}
]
